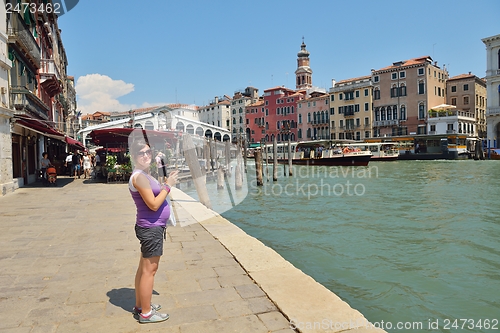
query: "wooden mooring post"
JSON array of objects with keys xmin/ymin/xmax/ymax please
[
  {"xmin": 225, "ymin": 141, "xmax": 231, "ymax": 177},
  {"xmin": 235, "ymin": 140, "xmax": 243, "ymax": 190},
  {"xmin": 217, "ymin": 166, "xmax": 224, "ymax": 190},
  {"xmin": 273, "ymin": 135, "xmax": 278, "ymax": 181},
  {"xmin": 288, "ymin": 136, "xmax": 293, "ymax": 176},
  {"xmin": 254, "ymin": 149, "xmax": 263, "ymax": 186}
]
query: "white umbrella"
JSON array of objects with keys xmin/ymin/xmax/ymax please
[{"xmin": 431, "ymin": 104, "xmax": 456, "ymax": 111}]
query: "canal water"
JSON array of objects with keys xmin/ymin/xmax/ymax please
[{"xmin": 184, "ymin": 160, "xmax": 500, "ymax": 332}]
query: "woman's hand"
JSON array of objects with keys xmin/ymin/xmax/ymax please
[{"xmin": 166, "ymin": 170, "xmax": 179, "ymax": 187}]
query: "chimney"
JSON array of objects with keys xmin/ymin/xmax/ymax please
[
  {"xmin": 214, "ymin": 96, "xmax": 219, "ymax": 104},
  {"xmin": 331, "ymin": 79, "xmax": 336, "ymax": 87}
]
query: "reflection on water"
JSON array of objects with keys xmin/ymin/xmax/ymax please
[{"xmin": 185, "ymin": 160, "xmax": 500, "ymax": 332}]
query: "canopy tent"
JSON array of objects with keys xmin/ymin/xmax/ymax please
[
  {"xmin": 14, "ymin": 115, "xmax": 65, "ymax": 140},
  {"xmin": 89, "ymin": 128, "xmax": 179, "ymax": 148},
  {"xmin": 65, "ymin": 136, "xmax": 85, "ymax": 150}
]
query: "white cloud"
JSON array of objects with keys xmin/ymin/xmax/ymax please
[
  {"xmin": 75, "ymin": 74, "xmax": 175, "ymax": 114},
  {"xmin": 75, "ymin": 74, "xmax": 136, "ymax": 114}
]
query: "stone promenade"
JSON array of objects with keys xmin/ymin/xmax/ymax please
[{"xmin": 0, "ymin": 177, "xmax": 385, "ymax": 333}]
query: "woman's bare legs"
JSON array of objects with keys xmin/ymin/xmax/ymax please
[{"xmin": 134, "ymin": 255, "xmax": 160, "ymax": 314}]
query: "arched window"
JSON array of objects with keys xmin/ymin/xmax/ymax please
[
  {"xmin": 298, "ymin": 128, "xmax": 302, "ymax": 139},
  {"xmin": 307, "ymin": 128, "xmax": 311, "ymax": 138},
  {"xmin": 418, "ymin": 103, "xmax": 425, "ymax": 119},
  {"xmin": 239, "ymin": 116, "xmax": 243, "ymax": 123},
  {"xmin": 374, "ymin": 88, "xmax": 380, "ymax": 100},
  {"xmin": 298, "ymin": 114, "xmax": 302, "ymax": 124},
  {"xmin": 418, "ymin": 80, "xmax": 425, "ymax": 94},
  {"xmin": 380, "ymin": 107, "xmax": 386, "ymax": 121},
  {"xmin": 391, "ymin": 84, "xmax": 398, "ymax": 98},
  {"xmin": 387, "ymin": 106, "xmax": 392, "ymax": 120},
  {"xmin": 400, "ymin": 84, "xmax": 407, "ymax": 96},
  {"xmin": 400, "ymin": 105, "xmax": 406, "ymax": 120},
  {"xmin": 308, "ymin": 113, "xmax": 311, "ymax": 123},
  {"xmin": 374, "ymin": 107, "xmax": 380, "ymax": 121}
]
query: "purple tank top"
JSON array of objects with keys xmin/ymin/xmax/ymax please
[{"xmin": 129, "ymin": 170, "xmax": 170, "ymax": 228}]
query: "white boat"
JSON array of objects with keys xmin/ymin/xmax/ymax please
[
  {"xmin": 349, "ymin": 142, "xmax": 399, "ymax": 161},
  {"xmin": 261, "ymin": 140, "xmax": 372, "ymax": 166}
]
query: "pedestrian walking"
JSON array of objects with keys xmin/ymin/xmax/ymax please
[
  {"xmin": 40, "ymin": 152, "xmax": 51, "ymax": 184},
  {"xmin": 65, "ymin": 152, "xmax": 73, "ymax": 176},
  {"xmin": 129, "ymin": 139, "xmax": 178, "ymax": 324},
  {"xmin": 82, "ymin": 151, "xmax": 92, "ymax": 179},
  {"xmin": 72, "ymin": 150, "xmax": 82, "ymax": 178},
  {"xmin": 155, "ymin": 152, "xmax": 166, "ymax": 182}
]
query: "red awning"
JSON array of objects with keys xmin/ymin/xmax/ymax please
[
  {"xmin": 96, "ymin": 147, "xmax": 127, "ymax": 153},
  {"xmin": 14, "ymin": 116, "xmax": 65, "ymax": 140},
  {"xmin": 89, "ymin": 128, "xmax": 179, "ymax": 148},
  {"xmin": 65, "ymin": 136, "xmax": 85, "ymax": 150}
]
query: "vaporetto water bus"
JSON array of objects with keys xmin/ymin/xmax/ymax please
[
  {"xmin": 261, "ymin": 140, "xmax": 372, "ymax": 166},
  {"xmin": 346, "ymin": 142, "xmax": 399, "ymax": 161},
  {"xmin": 367, "ymin": 134, "xmax": 479, "ymax": 160}
]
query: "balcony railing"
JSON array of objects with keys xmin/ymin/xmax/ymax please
[
  {"xmin": 40, "ymin": 59, "xmax": 61, "ymax": 82},
  {"xmin": 10, "ymin": 86, "xmax": 50, "ymax": 119},
  {"xmin": 7, "ymin": 14, "xmax": 40, "ymax": 66},
  {"xmin": 374, "ymin": 120, "xmax": 398, "ymax": 127},
  {"xmin": 487, "ymin": 107, "xmax": 500, "ymax": 116},
  {"xmin": 446, "ymin": 130, "xmax": 456, "ymax": 134}
]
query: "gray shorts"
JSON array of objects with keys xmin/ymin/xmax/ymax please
[{"xmin": 135, "ymin": 225, "xmax": 165, "ymax": 258}]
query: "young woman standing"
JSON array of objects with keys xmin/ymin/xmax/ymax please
[{"xmin": 128, "ymin": 139, "xmax": 178, "ymax": 324}]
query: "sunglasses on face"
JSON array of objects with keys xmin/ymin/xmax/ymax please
[{"xmin": 137, "ymin": 149, "xmax": 152, "ymax": 157}]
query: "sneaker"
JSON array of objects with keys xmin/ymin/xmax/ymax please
[
  {"xmin": 138, "ymin": 309, "xmax": 169, "ymax": 324},
  {"xmin": 132, "ymin": 303, "xmax": 162, "ymax": 315}
]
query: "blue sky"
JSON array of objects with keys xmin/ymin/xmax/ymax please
[{"xmin": 57, "ymin": 0, "xmax": 500, "ymax": 114}]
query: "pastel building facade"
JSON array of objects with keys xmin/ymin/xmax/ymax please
[
  {"xmin": 446, "ymin": 73, "xmax": 487, "ymax": 137},
  {"xmin": 371, "ymin": 56, "xmax": 448, "ymax": 137},
  {"xmin": 231, "ymin": 87, "xmax": 259, "ymax": 142},
  {"xmin": 329, "ymin": 76, "xmax": 373, "ymax": 141},
  {"xmin": 297, "ymin": 91, "xmax": 329, "ymax": 141}
]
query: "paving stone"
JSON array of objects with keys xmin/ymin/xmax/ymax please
[
  {"xmin": 247, "ymin": 296, "xmax": 278, "ymax": 314},
  {"xmin": 217, "ymin": 274, "xmax": 254, "ymax": 287},
  {"xmin": 175, "ymin": 287, "xmax": 241, "ymax": 307},
  {"xmin": 271, "ymin": 329, "xmax": 297, "ymax": 333},
  {"xmin": 213, "ymin": 264, "xmax": 247, "ymax": 277},
  {"xmin": 258, "ymin": 311, "xmax": 291, "ymax": 331},
  {"xmin": 179, "ymin": 315, "xmax": 269, "ymax": 333},
  {"xmin": 197, "ymin": 277, "xmax": 221, "ymax": 290},
  {"xmin": 235, "ymin": 283, "xmax": 267, "ymax": 299},
  {"xmin": 213, "ymin": 299, "xmax": 253, "ymax": 318},
  {"xmin": 162, "ymin": 304, "xmax": 219, "ymax": 326}
]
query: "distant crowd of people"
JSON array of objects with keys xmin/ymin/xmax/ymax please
[{"xmin": 63, "ymin": 150, "xmax": 102, "ymax": 179}]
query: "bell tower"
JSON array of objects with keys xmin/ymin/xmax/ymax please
[{"xmin": 295, "ymin": 37, "xmax": 312, "ymax": 90}]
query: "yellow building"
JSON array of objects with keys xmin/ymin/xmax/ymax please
[{"xmin": 329, "ymin": 76, "xmax": 373, "ymax": 140}]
